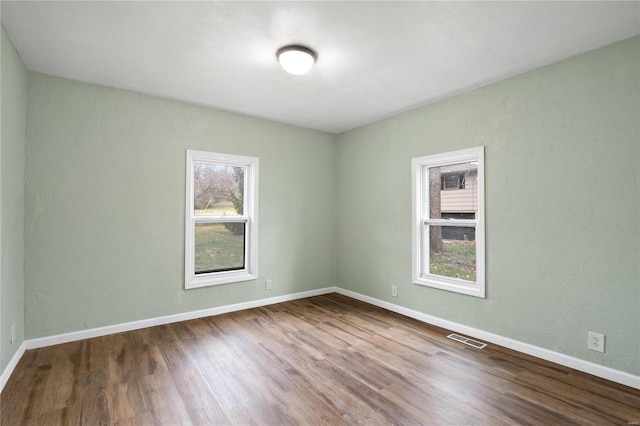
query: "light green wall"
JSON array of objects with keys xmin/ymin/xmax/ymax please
[
  {"xmin": 336, "ymin": 36, "xmax": 640, "ymax": 375},
  {"xmin": 25, "ymin": 73, "xmax": 336, "ymax": 339},
  {"xmin": 1, "ymin": 26, "xmax": 27, "ymax": 374}
]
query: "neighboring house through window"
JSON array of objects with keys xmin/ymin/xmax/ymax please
[
  {"xmin": 411, "ymin": 146, "xmax": 485, "ymax": 297},
  {"xmin": 441, "ymin": 170, "xmax": 466, "ymax": 190},
  {"xmin": 185, "ymin": 150, "xmax": 259, "ymax": 289}
]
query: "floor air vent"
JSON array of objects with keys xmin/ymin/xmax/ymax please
[{"xmin": 447, "ymin": 333, "xmax": 487, "ymax": 349}]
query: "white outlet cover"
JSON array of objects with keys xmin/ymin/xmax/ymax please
[{"xmin": 588, "ymin": 331, "xmax": 605, "ymax": 353}]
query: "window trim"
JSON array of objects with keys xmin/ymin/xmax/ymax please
[
  {"xmin": 185, "ymin": 149, "xmax": 259, "ymax": 289},
  {"xmin": 411, "ymin": 146, "xmax": 485, "ymax": 298}
]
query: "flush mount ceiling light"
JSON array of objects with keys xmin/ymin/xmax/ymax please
[{"xmin": 276, "ymin": 45, "xmax": 316, "ymax": 75}]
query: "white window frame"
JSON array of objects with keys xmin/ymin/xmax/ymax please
[
  {"xmin": 411, "ymin": 146, "xmax": 485, "ymax": 298},
  {"xmin": 185, "ymin": 149, "xmax": 259, "ymax": 289}
]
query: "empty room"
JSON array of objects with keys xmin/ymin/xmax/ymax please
[{"xmin": 1, "ymin": 1, "xmax": 639, "ymax": 424}]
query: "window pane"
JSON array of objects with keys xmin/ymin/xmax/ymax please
[
  {"xmin": 427, "ymin": 162, "xmax": 478, "ymax": 219},
  {"xmin": 195, "ymin": 223, "xmax": 245, "ymax": 273},
  {"xmin": 194, "ymin": 162, "xmax": 245, "ymax": 216},
  {"xmin": 428, "ymin": 225, "xmax": 476, "ymax": 282}
]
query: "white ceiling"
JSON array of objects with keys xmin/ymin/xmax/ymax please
[{"xmin": 2, "ymin": 1, "xmax": 639, "ymax": 134}]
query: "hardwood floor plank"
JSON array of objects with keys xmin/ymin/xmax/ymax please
[
  {"xmin": 3, "ymin": 293, "xmax": 640, "ymax": 425},
  {"xmin": 293, "ymin": 358, "xmax": 392, "ymax": 425}
]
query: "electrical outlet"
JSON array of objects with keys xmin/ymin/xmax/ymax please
[
  {"xmin": 265, "ymin": 279, "xmax": 273, "ymax": 291},
  {"xmin": 588, "ymin": 331, "xmax": 605, "ymax": 353},
  {"xmin": 391, "ymin": 285, "xmax": 398, "ymax": 298},
  {"xmin": 10, "ymin": 322, "xmax": 16, "ymax": 345}
]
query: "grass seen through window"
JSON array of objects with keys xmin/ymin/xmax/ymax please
[
  {"xmin": 430, "ymin": 239, "xmax": 476, "ymax": 282},
  {"xmin": 195, "ymin": 200, "xmax": 236, "ymax": 216},
  {"xmin": 194, "ymin": 219, "xmax": 245, "ymax": 273}
]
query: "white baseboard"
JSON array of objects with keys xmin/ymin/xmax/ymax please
[
  {"xmin": 3, "ymin": 286, "xmax": 638, "ymax": 393},
  {"xmin": 335, "ymin": 288, "xmax": 640, "ymax": 390},
  {"xmin": 1, "ymin": 341, "xmax": 26, "ymax": 393},
  {"xmin": 2, "ymin": 288, "xmax": 333, "ymax": 390},
  {"xmin": 25, "ymin": 287, "xmax": 336, "ymax": 351}
]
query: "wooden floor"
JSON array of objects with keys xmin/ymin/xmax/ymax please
[{"xmin": 2, "ymin": 294, "xmax": 639, "ymax": 425}]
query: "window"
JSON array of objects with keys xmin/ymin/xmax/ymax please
[
  {"xmin": 411, "ymin": 146, "xmax": 485, "ymax": 298},
  {"xmin": 185, "ymin": 150, "xmax": 258, "ymax": 289},
  {"xmin": 441, "ymin": 173, "xmax": 466, "ymax": 190}
]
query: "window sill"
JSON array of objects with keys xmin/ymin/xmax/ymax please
[
  {"xmin": 413, "ymin": 275, "xmax": 485, "ymax": 298},
  {"xmin": 186, "ymin": 271, "xmax": 257, "ymax": 289}
]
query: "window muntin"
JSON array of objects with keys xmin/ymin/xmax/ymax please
[
  {"xmin": 412, "ymin": 147, "xmax": 485, "ymax": 298},
  {"xmin": 185, "ymin": 150, "xmax": 258, "ymax": 289}
]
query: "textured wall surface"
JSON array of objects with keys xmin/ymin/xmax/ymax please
[
  {"xmin": 1, "ymin": 27, "xmax": 27, "ymax": 373},
  {"xmin": 25, "ymin": 73, "xmax": 337, "ymax": 339},
  {"xmin": 336, "ymin": 36, "xmax": 640, "ymax": 375}
]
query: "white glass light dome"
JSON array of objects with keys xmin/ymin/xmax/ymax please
[{"xmin": 277, "ymin": 45, "xmax": 316, "ymax": 75}]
